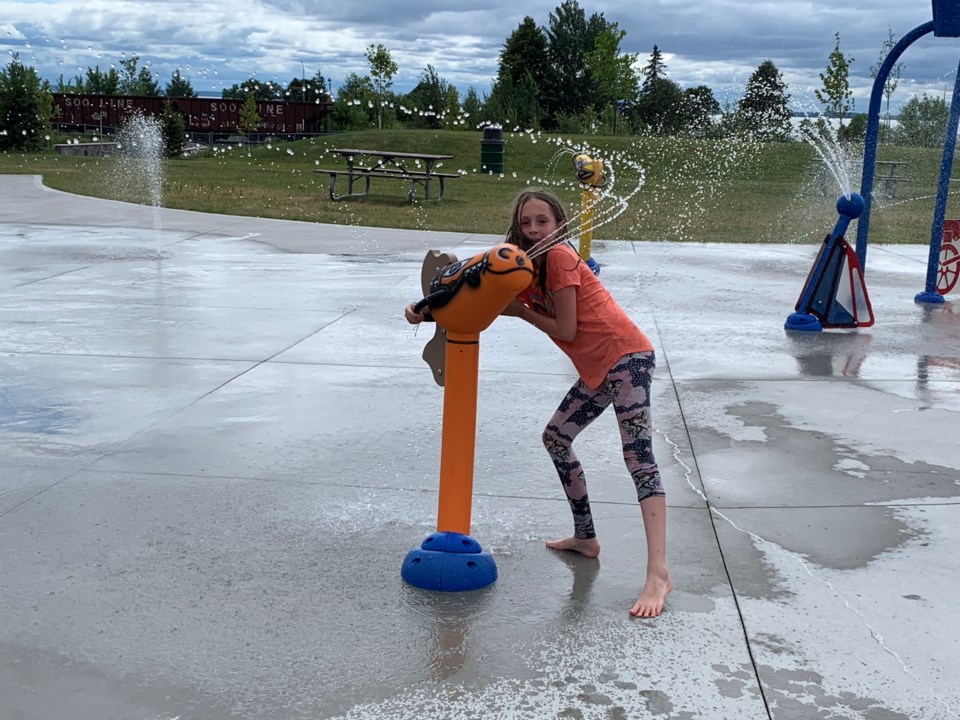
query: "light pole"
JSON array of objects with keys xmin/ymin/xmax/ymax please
[{"xmin": 300, "ymin": 61, "xmax": 306, "ymax": 102}]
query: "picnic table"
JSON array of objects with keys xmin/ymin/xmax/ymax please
[
  {"xmin": 875, "ymin": 160, "xmax": 908, "ymax": 198},
  {"xmin": 316, "ymin": 148, "xmax": 457, "ymax": 202}
]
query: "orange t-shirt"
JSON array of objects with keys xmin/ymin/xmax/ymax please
[{"xmin": 517, "ymin": 243, "xmax": 653, "ymax": 389}]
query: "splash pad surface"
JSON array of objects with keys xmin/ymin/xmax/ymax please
[{"xmin": 0, "ymin": 175, "xmax": 958, "ymax": 719}]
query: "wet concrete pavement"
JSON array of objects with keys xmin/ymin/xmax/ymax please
[{"xmin": 1, "ymin": 174, "xmax": 958, "ymax": 720}]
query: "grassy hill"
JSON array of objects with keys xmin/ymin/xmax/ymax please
[{"xmin": 2, "ymin": 129, "xmax": 956, "ymax": 244}]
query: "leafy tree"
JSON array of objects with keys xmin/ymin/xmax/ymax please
[
  {"xmin": 0, "ymin": 53, "xmax": 48, "ymax": 150},
  {"xmin": 894, "ymin": 94, "xmax": 949, "ymax": 147},
  {"xmin": 815, "ymin": 32, "xmax": 854, "ymax": 131},
  {"xmin": 541, "ymin": 0, "xmax": 609, "ymax": 128},
  {"xmin": 286, "ymin": 71, "xmax": 329, "ymax": 103},
  {"xmin": 160, "ymin": 99, "xmax": 186, "ymax": 157},
  {"xmin": 366, "ymin": 43, "xmax": 398, "ymax": 130},
  {"xmin": 584, "ymin": 23, "xmax": 638, "ymax": 133},
  {"xmin": 331, "ymin": 72, "xmax": 377, "ymax": 130},
  {"xmin": 238, "ymin": 92, "xmax": 261, "ymax": 137},
  {"xmin": 77, "ymin": 66, "xmax": 121, "ymax": 95},
  {"xmin": 737, "ymin": 60, "xmax": 792, "ymax": 141},
  {"xmin": 870, "ymin": 27, "xmax": 904, "ymax": 143},
  {"xmin": 119, "ymin": 55, "xmax": 162, "ymax": 96},
  {"xmin": 165, "ymin": 69, "xmax": 196, "ymax": 98},
  {"xmin": 404, "ymin": 65, "xmax": 453, "ymax": 129},
  {"xmin": 223, "ymin": 79, "xmax": 283, "ymax": 101}
]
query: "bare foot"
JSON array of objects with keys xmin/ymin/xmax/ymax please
[
  {"xmin": 545, "ymin": 536, "xmax": 601, "ymax": 558},
  {"xmin": 629, "ymin": 573, "xmax": 673, "ymax": 618}
]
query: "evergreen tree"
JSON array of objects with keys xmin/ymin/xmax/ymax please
[
  {"xmin": 632, "ymin": 77, "xmax": 686, "ymax": 135},
  {"xmin": 737, "ymin": 60, "xmax": 792, "ymax": 141},
  {"xmin": 684, "ymin": 85, "xmax": 721, "ymax": 136},
  {"xmin": 497, "ymin": 16, "xmax": 550, "ymax": 101},
  {"xmin": 641, "ymin": 45, "xmax": 667, "ymax": 93},
  {"xmin": 160, "ymin": 99, "xmax": 186, "ymax": 157},
  {"xmin": 238, "ymin": 92, "xmax": 261, "ymax": 137},
  {"xmin": 461, "ymin": 87, "xmax": 482, "ymax": 127},
  {"xmin": 165, "ymin": 69, "xmax": 196, "ymax": 98},
  {"xmin": 815, "ymin": 32, "xmax": 854, "ymax": 131},
  {"xmin": 0, "ymin": 53, "xmax": 48, "ymax": 150}
]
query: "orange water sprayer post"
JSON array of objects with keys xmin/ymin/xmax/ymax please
[{"xmin": 401, "ymin": 243, "xmax": 534, "ymax": 592}]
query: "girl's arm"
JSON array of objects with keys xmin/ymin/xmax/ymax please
[{"xmin": 517, "ymin": 286, "xmax": 577, "ymax": 342}]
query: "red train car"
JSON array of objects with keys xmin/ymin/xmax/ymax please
[{"xmin": 52, "ymin": 94, "xmax": 332, "ymax": 135}]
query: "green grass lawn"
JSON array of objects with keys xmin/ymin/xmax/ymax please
[{"xmin": 3, "ymin": 129, "xmax": 958, "ymax": 244}]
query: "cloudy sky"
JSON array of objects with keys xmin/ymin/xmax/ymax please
[{"xmin": 3, "ymin": 0, "xmax": 960, "ymax": 113}]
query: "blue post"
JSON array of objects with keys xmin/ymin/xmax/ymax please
[
  {"xmin": 916, "ymin": 57, "xmax": 960, "ymax": 304},
  {"xmin": 856, "ymin": 21, "xmax": 934, "ymax": 270}
]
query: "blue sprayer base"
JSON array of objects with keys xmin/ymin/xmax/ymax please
[
  {"xmin": 915, "ymin": 290, "xmax": 946, "ymax": 305},
  {"xmin": 784, "ymin": 312, "xmax": 823, "ymax": 332},
  {"xmin": 401, "ymin": 531, "xmax": 498, "ymax": 592},
  {"xmin": 585, "ymin": 257, "xmax": 601, "ymax": 276}
]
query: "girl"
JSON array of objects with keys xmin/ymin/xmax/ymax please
[{"xmin": 405, "ymin": 189, "xmax": 671, "ymax": 618}]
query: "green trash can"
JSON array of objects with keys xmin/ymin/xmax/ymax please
[{"xmin": 480, "ymin": 127, "xmax": 505, "ymax": 174}]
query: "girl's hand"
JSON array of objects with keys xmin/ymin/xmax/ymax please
[
  {"xmin": 502, "ymin": 300, "xmax": 528, "ymax": 318},
  {"xmin": 405, "ymin": 302, "xmax": 428, "ymax": 324}
]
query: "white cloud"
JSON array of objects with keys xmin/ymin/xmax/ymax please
[{"xmin": 2, "ymin": 0, "xmax": 958, "ymax": 110}]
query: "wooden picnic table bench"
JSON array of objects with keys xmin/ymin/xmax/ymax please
[{"xmin": 316, "ymin": 148, "xmax": 457, "ymax": 202}]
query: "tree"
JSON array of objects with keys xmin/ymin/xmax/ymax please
[
  {"xmin": 166, "ymin": 69, "xmax": 196, "ymax": 98},
  {"xmin": 737, "ymin": 60, "xmax": 792, "ymax": 141},
  {"xmin": 331, "ymin": 72, "xmax": 377, "ymax": 130},
  {"xmin": 870, "ymin": 27, "xmax": 904, "ymax": 143},
  {"xmin": 487, "ymin": 15, "xmax": 550, "ymax": 127},
  {"xmin": 541, "ymin": 0, "xmax": 610, "ymax": 128},
  {"xmin": 584, "ymin": 23, "xmax": 638, "ymax": 133},
  {"xmin": 286, "ymin": 71, "xmax": 328, "ymax": 103},
  {"xmin": 366, "ymin": 43, "xmax": 398, "ymax": 130},
  {"xmin": 404, "ymin": 65, "xmax": 454, "ymax": 129},
  {"xmin": 497, "ymin": 17, "xmax": 550, "ymax": 95},
  {"xmin": 119, "ymin": 55, "xmax": 161, "ymax": 96},
  {"xmin": 815, "ymin": 32, "xmax": 854, "ymax": 132},
  {"xmin": 894, "ymin": 94, "xmax": 949, "ymax": 147},
  {"xmin": 641, "ymin": 45, "xmax": 668, "ymax": 93},
  {"xmin": 222, "ymin": 79, "xmax": 283, "ymax": 101},
  {"xmin": 238, "ymin": 92, "xmax": 261, "ymax": 138},
  {"xmin": 0, "ymin": 54, "xmax": 48, "ymax": 150},
  {"xmin": 78, "ymin": 66, "xmax": 121, "ymax": 95},
  {"xmin": 160, "ymin": 99, "xmax": 186, "ymax": 157},
  {"xmin": 684, "ymin": 85, "xmax": 721, "ymax": 136},
  {"xmin": 632, "ymin": 77, "xmax": 687, "ymax": 135},
  {"xmin": 461, "ymin": 87, "xmax": 482, "ymax": 128}
]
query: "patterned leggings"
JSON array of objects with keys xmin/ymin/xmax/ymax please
[{"xmin": 543, "ymin": 351, "xmax": 664, "ymax": 540}]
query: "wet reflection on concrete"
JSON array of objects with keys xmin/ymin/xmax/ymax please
[{"xmin": 0, "ymin": 176, "xmax": 958, "ymax": 719}]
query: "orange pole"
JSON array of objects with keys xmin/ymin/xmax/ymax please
[{"xmin": 435, "ymin": 330, "xmax": 480, "ymax": 535}]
